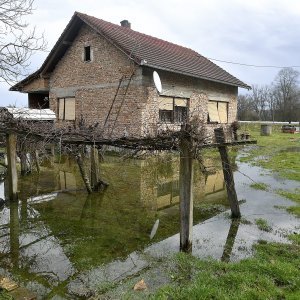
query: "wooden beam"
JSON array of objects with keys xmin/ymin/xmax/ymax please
[
  {"xmin": 214, "ymin": 128, "xmax": 241, "ymax": 218},
  {"xmin": 179, "ymin": 125, "xmax": 194, "ymax": 252},
  {"xmin": 6, "ymin": 133, "xmax": 18, "ymax": 200}
]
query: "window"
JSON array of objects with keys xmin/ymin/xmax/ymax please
[
  {"xmin": 84, "ymin": 46, "xmax": 91, "ymax": 62},
  {"xmin": 58, "ymin": 97, "xmax": 76, "ymax": 120},
  {"xmin": 159, "ymin": 96, "xmax": 188, "ymax": 123},
  {"xmin": 207, "ymin": 101, "xmax": 228, "ymax": 123}
]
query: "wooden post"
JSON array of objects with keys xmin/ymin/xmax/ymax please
[
  {"xmin": 34, "ymin": 150, "xmax": 40, "ymax": 173},
  {"xmin": 6, "ymin": 133, "xmax": 18, "ymax": 200},
  {"xmin": 214, "ymin": 128, "xmax": 241, "ymax": 218},
  {"xmin": 90, "ymin": 146, "xmax": 100, "ymax": 190},
  {"xmin": 76, "ymin": 153, "xmax": 92, "ymax": 194},
  {"xmin": 179, "ymin": 124, "xmax": 194, "ymax": 253},
  {"xmin": 50, "ymin": 144, "xmax": 55, "ymax": 166},
  {"xmin": 20, "ymin": 151, "xmax": 28, "ymax": 175}
]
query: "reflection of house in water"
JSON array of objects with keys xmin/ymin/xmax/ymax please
[
  {"xmin": 139, "ymin": 157, "xmax": 227, "ymax": 211},
  {"xmin": 0, "ymin": 156, "xmax": 230, "ymax": 298},
  {"xmin": 59, "ymin": 171, "xmax": 77, "ymax": 190},
  {"xmin": 204, "ymin": 170, "xmax": 226, "ymax": 201}
]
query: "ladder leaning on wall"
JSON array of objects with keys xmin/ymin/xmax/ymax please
[{"xmin": 102, "ymin": 73, "xmax": 134, "ymax": 138}]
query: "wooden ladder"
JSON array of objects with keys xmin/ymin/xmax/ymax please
[{"xmin": 103, "ymin": 73, "xmax": 134, "ymax": 137}]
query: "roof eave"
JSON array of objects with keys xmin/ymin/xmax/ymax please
[{"xmin": 143, "ymin": 63, "xmax": 251, "ymax": 89}]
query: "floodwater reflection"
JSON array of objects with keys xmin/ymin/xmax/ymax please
[{"xmin": 0, "ymin": 155, "xmax": 229, "ymax": 298}]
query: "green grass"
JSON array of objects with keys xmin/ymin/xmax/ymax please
[
  {"xmin": 153, "ymin": 236, "xmax": 300, "ymax": 299},
  {"xmin": 255, "ymin": 218, "xmax": 272, "ymax": 232},
  {"xmin": 238, "ymin": 125, "xmax": 300, "ymax": 181},
  {"xmin": 0, "ymin": 289, "xmax": 13, "ymax": 300},
  {"xmin": 250, "ymin": 182, "xmax": 269, "ymax": 191},
  {"xmin": 276, "ymin": 189, "xmax": 300, "ymax": 217}
]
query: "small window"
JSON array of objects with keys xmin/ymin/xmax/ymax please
[
  {"xmin": 84, "ymin": 46, "xmax": 91, "ymax": 62},
  {"xmin": 158, "ymin": 96, "xmax": 189, "ymax": 123}
]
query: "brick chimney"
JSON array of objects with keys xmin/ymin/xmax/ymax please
[{"xmin": 120, "ymin": 20, "xmax": 131, "ymax": 29}]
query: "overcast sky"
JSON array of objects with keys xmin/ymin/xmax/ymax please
[{"xmin": 2, "ymin": 0, "xmax": 300, "ymax": 106}]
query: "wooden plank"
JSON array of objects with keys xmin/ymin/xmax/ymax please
[
  {"xmin": 6, "ymin": 133, "xmax": 18, "ymax": 200},
  {"xmin": 179, "ymin": 125, "xmax": 193, "ymax": 252},
  {"xmin": 214, "ymin": 128, "xmax": 241, "ymax": 218}
]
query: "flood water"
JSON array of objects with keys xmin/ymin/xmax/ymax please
[{"xmin": 0, "ymin": 154, "xmax": 230, "ymax": 298}]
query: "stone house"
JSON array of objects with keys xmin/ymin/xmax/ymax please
[{"xmin": 10, "ymin": 12, "xmax": 249, "ymax": 138}]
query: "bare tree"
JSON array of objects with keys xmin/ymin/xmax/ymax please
[
  {"xmin": 237, "ymin": 94, "xmax": 258, "ymax": 121},
  {"xmin": 0, "ymin": 0, "xmax": 46, "ymax": 84},
  {"xmin": 273, "ymin": 67, "xmax": 300, "ymax": 122},
  {"xmin": 250, "ymin": 84, "xmax": 272, "ymax": 121}
]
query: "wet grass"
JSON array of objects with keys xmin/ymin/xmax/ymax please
[
  {"xmin": 250, "ymin": 182, "xmax": 268, "ymax": 191},
  {"xmin": 238, "ymin": 124, "xmax": 300, "ymax": 181},
  {"xmin": 276, "ymin": 189, "xmax": 300, "ymax": 217},
  {"xmin": 153, "ymin": 236, "xmax": 300, "ymax": 299},
  {"xmin": 0, "ymin": 290, "xmax": 13, "ymax": 300},
  {"xmin": 255, "ymin": 218, "xmax": 272, "ymax": 232}
]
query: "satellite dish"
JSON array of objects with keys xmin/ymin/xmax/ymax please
[{"xmin": 153, "ymin": 71, "xmax": 162, "ymax": 93}]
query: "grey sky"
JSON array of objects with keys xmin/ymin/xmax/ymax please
[{"xmin": 2, "ymin": 0, "xmax": 300, "ymax": 106}]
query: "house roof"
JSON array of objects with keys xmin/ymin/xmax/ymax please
[
  {"xmin": 5, "ymin": 107, "xmax": 56, "ymax": 121},
  {"xmin": 10, "ymin": 12, "xmax": 250, "ymax": 91}
]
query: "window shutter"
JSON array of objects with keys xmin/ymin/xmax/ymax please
[
  {"xmin": 159, "ymin": 97, "xmax": 173, "ymax": 110},
  {"xmin": 218, "ymin": 102, "xmax": 228, "ymax": 123},
  {"xmin": 208, "ymin": 101, "xmax": 220, "ymax": 122},
  {"xmin": 58, "ymin": 98, "xmax": 65, "ymax": 120},
  {"xmin": 64, "ymin": 98, "xmax": 76, "ymax": 120},
  {"xmin": 174, "ymin": 98, "xmax": 187, "ymax": 107}
]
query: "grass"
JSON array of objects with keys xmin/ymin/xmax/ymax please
[
  {"xmin": 276, "ymin": 189, "xmax": 300, "ymax": 217},
  {"xmin": 250, "ymin": 182, "xmax": 268, "ymax": 191},
  {"xmin": 0, "ymin": 289, "xmax": 13, "ymax": 300},
  {"xmin": 255, "ymin": 218, "xmax": 272, "ymax": 232},
  {"xmin": 153, "ymin": 236, "xmax": 300, "ymax": 299},
  {"xmin": 238, "ymin": 124, "xmax": 300, "ymax": 181}
]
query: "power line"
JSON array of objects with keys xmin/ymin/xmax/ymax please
[{"xmin": 207, "ymin": 57, "xmax": 300, "ymax": 69}]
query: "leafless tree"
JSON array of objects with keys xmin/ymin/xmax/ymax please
[
  {"xmin": 0, "ymin": 0, "xmax": 46, "ymax": 84},
  {"xmin": 273, "ymin": 67, "xmax": 300, "ymax": 122},
  {"xmin": 237, "ymin": 94, "xmax": 258, "ymax": 121}
]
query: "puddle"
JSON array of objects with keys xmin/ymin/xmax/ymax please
[
  {"xmin": 279, "ymin": 146, "xmax": 300, "ymax": 153},
  {"xmin": 0, "ymin": 155, "xmax": 229, "ymax": 299},
  {"xmin": 0, "ymin": 150, "xmax": 299, "ymax": 298}
]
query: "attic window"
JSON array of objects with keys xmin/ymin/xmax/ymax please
[{"xmin": 84, "ymin": 46, "xmax": 91, "ymax": 62}]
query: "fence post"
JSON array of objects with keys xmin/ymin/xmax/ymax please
[
  {"xmin": 91, "ymin": 146, "xmax": 100, "ymax": 190},
  {"xmin": 214, "ymin": 128, "xmax": 241, "ymax": 218},
  {"xmin": 179, "ymin": 124, "xmax": 194, "ymax": 252},
  {"xmin": 6, "ymin": 133, "xmax": 18, "ymax": 200}
]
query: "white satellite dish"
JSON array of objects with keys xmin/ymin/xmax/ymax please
[{"xmin": 153, "ymin": 71, "xmax": 162, "ymax": 94}]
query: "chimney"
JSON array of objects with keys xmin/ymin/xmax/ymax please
[{"xmin": 120, "ymin": 20, "xmax": 131, "ymax": 29}]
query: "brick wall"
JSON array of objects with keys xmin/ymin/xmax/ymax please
[
  {"xmin": 47, "ymin": 24, "xmax": 238, "ymax": 140},
  {"xmin": 141, "ymin": 68, "xmax": 238, "ymax": 141},
  {"xmin": 49, "ymin": 24, "xmax": 147, "ymax": 138}
]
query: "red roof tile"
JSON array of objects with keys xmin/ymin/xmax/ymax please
[
  {"xmin": 11, "ymin": 12, "xmax": 250, "ymax": 91},
  {"xmin": 77, "ymin": 12, "xmax": 250, "ymax": 89}
]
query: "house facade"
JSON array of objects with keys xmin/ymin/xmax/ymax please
[{"xmin": 10, "ymin": 12, "xmax": 249, "ymax": 139}]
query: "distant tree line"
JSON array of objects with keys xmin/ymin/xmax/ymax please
[{"xmin": 238, "ymin": 67, "xmax": 300, "ymax": 122}]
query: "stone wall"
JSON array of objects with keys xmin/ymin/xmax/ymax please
[
  {"xmin": 141, "ymin": 68, "xmax": 238, "ymax": 141},
  {"xmin": 48, "ymin": 24, "xmax": 147, "ymax": 137},
  {"xmin": 46, "ymin": 24, "xmax": 238, "ymax": 140}
]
